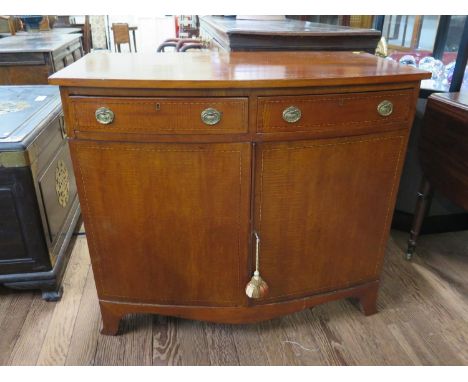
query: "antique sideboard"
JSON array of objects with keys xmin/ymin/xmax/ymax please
[
  {"xmin": 0, "ymin": 86, "xmax": 80, "ymax": 300},
  {"xmin": 200, "ymin": 16, "xmax": 381, "ymax": 52},
  {"xmin": 0, "ymin": 33, "xmax": 83, "ymax": 85},
  {"xmin": 50, "ymin": 51, "xmax": 429, "ymax": 334}
]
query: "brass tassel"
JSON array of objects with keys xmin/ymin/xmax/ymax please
[{"xmin": 245, "ymin": 232, "xmax": 269, "ymax": 299}]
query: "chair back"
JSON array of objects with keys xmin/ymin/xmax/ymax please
[{"xmin": 112, "ymin": 23, "xmax": 130, "ymax": 44}]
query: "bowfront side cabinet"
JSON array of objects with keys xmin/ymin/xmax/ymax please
[{"xmin": 49, "ymin": 51, "xmax": 429, "ymax": 335}]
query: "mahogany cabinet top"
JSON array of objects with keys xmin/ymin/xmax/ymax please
[{"xmin": 49, "ymin": 51, "xmax": 430, "ymax": 89}]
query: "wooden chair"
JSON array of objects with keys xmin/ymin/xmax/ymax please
[
  {"xmin": 156, "ymin": 38, "xmax": 179, "ymax": 52},
  {"xmin": 112, "ymin": 23, "xmax": 132, "ymax": 52},
  {"xmin": 156, "ymin": 38, "xmax": 204, "ymax": 52},
  {"xmin": 175, "ymin": 39, "xmax": 203, "ymax": 51}
]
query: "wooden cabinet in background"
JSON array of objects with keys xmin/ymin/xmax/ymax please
[
  {"xmin": 200, "ymin": 16, "xmax": 381, "ymax": 52},
  {"xmin": 0, "ymin": 34, "xmax": 83, "ymax": 85},
  {"xmin": 406, "ymin": 91, "xmax": 468, "ymax": 259},
  {"xmin": 50, "ymin": 51, "xmax": 429, "ymax": 335},
  {"xmin": 0, "ymin": 86, "xmax": 81, "ymax": 299}
]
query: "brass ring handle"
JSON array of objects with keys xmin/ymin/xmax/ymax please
[
  {"xmin": 95, "ymin": 107, "xmax": 115, "ymax": 125},
  {"xmin": 201, "ymin": 108, "xmax": 222, "ymax": 125},
  {"xmin": 377, "ymin": 100, "xmax": 393, "ymax": 117},
  {"xmin": 282, "ymin": 106, "xmax": 302, "ymax": 123}
]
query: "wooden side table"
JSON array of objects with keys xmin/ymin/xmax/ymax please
[{"xmin": 406, "ymin": 91, "xmax": 468, "ymax": 259}]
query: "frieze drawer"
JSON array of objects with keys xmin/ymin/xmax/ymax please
[
  {"xmin": 70, "ymin": 97, "xmax": 249, "ymax": 135},
  {"xmin": 257, "ymin": 89, "xmax": 414, "ymax": 135}
]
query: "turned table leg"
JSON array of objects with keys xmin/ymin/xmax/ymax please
[
  {"xmin": 406, "ymin": 176, "xmax": 433, "ymax": 261},
  {"xmin": 99, "ymin": 302, "xmax": 122, "ymax": 335}
]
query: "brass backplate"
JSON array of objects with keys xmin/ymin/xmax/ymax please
[
  {"xmin": 201, "ymin": 108, "xmax": 222, "ymax": 125},
  {"xmin": 95, "ymin": 107, "xmax": 115, "ymax": 125},
  {"xmin": 377, "ymin": 100, "xmax": 393, "ymax": 117},
  {"xmin": 282, "ymin": 106, "xmax": 302, "ymax": 123}
]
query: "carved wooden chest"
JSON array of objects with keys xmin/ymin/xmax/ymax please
[{"xmin": 0, "ymin": 85, "xmax": 80, "ymax": 300}]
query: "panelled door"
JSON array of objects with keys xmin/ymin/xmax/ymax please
[
  {"xmin": 252, "ymin": 133, "xmax": 406, "ymax": 303},
  {"xmin": 71, "ymin": 140, "xmax": 252, "ymax": 306}
]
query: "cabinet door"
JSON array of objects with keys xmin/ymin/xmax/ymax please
[
  {"xmin": 70, "ymin": 141, "xmax": 251, "ymax": 306},
  {"xmin": 37, "ymin": 143, "xmax": 78, "ymax": 246},
  {"xmin": 253, "ymin": 133, "xmax": 406, "ymax": 303},
  {"xmin": 0, "ymin": 167, "xmax": 50, "ymax": 274}
]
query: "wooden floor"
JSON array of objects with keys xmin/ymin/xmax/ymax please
[{"xmin": 0, "ymin": 229, "xmax": 467, "ymax": 366}]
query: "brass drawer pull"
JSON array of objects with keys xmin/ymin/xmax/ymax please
[
  {"xmin": 95, "ymin": 107, "xmax": 115, "ymax": 125},
  {"xmin": 282, "ymin": 106, "xmax": 302, "ymax": 123},
  {"xmin": 201, "ymin": 108, "xmax": 222, "ymax": 125},
  {"xmin": 377, "ymin": 100, "xmax": 393, "ymax": 117}
]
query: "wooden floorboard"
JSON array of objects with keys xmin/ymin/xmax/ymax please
[
  {"xmin": 0, "ymin": 229, "xmax": 467, "ymax": 366},
  {"xmin": 154, "ymin": 317, "xmax": 211, "ymax": 366},
  {"xmin": 65, "ymin": 268, "xmax": 101, "ymax": 366},
  {"xmin": 230, "ymin": 322, "xmax": 271, "ymax": 366},
  {"xmin": 7, "ymin": 295, "xmax": 56, "ymax": 365},
  {"xmin": 36, "ymin": 236, "xmax": 91, "ymax": 366},
  {"xmin": 122, "ymin": 314, "xmax": 153, "ymax": 366},
  {"xmin": 0, "ymin": 291, "xmax": 34, "ymax": 365},
  {"xmin": 152, "ymin": 316, "xmax": 181, "ymax": 365},
  {"xmin": 255, "ymin": 318, "xmax": 293, "ymax": 365}
]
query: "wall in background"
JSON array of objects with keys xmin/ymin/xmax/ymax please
[{"xmin": 90, "ymin": 16, "xmax": 107, "ymax": 49}]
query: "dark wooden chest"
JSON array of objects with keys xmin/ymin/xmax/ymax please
[
  {"xmin": 200, "ymin": 16, "xmax": 381, "ymax": 53},
  {"xmin": 0, "ymin": 85, "xmax": 80, "ymax": 300},
  {"xmin": 0, "ymin": 34, "xmax": 83, "ymax": 85}
]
